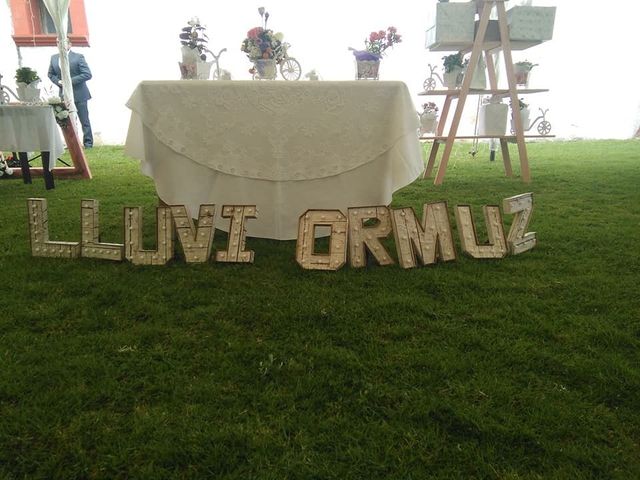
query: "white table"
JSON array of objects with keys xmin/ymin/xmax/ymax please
[
  {"xmin": 125, "ymin": 81, "xmax": 424, "ymax": 240},
  {"xmin": 0, "ymin": 104, "xmax": 65, "ymax": 188}
]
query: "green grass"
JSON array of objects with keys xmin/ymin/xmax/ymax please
[{"xmin": 0, "ymin": 140, "xmax": 639, "ymax": 479}]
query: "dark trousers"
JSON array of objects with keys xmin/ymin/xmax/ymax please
[{"xmin": 75, "ymin": 100, "xmax": 93, "ymax": 147}]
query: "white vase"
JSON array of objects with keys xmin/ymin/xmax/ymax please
[
  {"xmin": 356, "ymin": 60, "xmax": 380, "ymax": 80},
  {"xmin": 443, "ymin": 67, "xmax": 463, "ymax": 89},
  {"xmin": 196, "ymin": 61, "xmax": 214, "ymax": 80},
  {"xmin": 511, "ymin": 108, "xmax": 530, "ymax": 133},
  {"xmin": 479, "ymin": 100, "xmax": 508, "ymax": 136},
  {"xmin": 420, "ymin": 112, "xmax": 438, "ymax": 134},
  {"xmin": 16, "ymin": 81, "xmax": 41, "ymax": 102}
]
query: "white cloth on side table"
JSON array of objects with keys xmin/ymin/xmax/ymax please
[
  {"xmin": 0, "ymin": 105, "xmax": 65, "ymax": 168},
  {"xmin": 125, "ymin": 80, "xmax": 424, "ymax": 240}
]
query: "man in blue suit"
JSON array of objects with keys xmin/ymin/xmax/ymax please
[{"xmin": 48, "ymin": 42, "xmax": 94, "ymax": 148}]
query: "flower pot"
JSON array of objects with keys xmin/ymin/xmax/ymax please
[
  {"xmin": 511, "ymin": 107, "xmax": 530, "ymax": 133},
  {"xmin": 479, "ymin": 100, "xmax": 508, "ymax": 136},
  {"xmin": 181, "ymin": 46, "xmax": 201, "ymax": 64},
  {"xmin": 356, "ymin": 60, "xmax": 380, "ymax": 80},
  {"xmin": 254, "ymin": 59, "xmax": 277, "ymax": 80},
  {"xmin": 513, "ymin": 65, "xmax": 531, "ymax": 86},
  {"xmin": 469, "ymin": 56, "xmax": 486, "ymax": 90},
  {"xmin": 420, "ymin": 112, "xmax": 438, "ymax": 134},
  {"xmin": 16, "ymin": 81, "xmax": 41, "ymax": 102},
  {"xmin": 196, "ymin": 61, "xmax": 214, "ymax": 80},
  {"xmin": 179, "ymin": 62, "xmax": 197, "ymax": 80},
  {"xmin": 443, "ymin": 67, "xmax": 463, "ymax": 89}
]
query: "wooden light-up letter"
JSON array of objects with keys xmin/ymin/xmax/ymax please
[
  {"xmin": 455, "ymin": 205, "xmax": 508, "ymax": 259},
  {"xmin": 296, "ymin": 210, "xmax": 347, "ymax": 270},
  {"xmin": 171, "ymin": 204, "xmax": 216, "ymax": 263},
  {"xmin": 503, "ymin": 193, "xmax": 536, "ymax": 255},
  {"xmin": 27, "ymin": 198, "xmax": 80, "ymax": 258},
  {"xmin": 347, "ymin": 206, "xmax": 394, "ymax": 268},
  {"xmin": 391, "ymin": 202, "xmax": 456, "ymax": 268},
  {"xmin": 81, "ymin": 199, "xmax": 124, "ymax": 261},
  {"xmin": 123, "ymin": 207, "xmax": 174, "ymax": 265},
  {"xmin": 215, "ymin": 205, "xmax": 255, "ymax": 263}
]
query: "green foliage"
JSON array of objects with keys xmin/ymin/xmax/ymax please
[
  {"xmin": 515, "ymin": 60, "xmax": 538, "ymax": 71},
  {"xmin": 442, "ymin": 52, "xmax": 464, "ymax": 73},
  {"xmin": 0, "ymin": 142, "xmax": 639, "ymax": 478},
  {"xmin": 14, "ymin": 66, "xmax": 40, "ymax": 85}
]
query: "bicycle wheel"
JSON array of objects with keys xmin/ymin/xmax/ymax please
[
  {"xmin": 537, "ymin": 120, "xmax": 551, "ymax": 135},
  {"xmin": 279, "ymin": 58, "xmax": 302, "ymax": 81},
  {"xmin": 423, "ymin": 77, "xmax": 436, "ymax": 91}
]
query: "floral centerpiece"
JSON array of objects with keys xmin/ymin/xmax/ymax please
[
  {"xmin": 419, "ymin": 102, "xmax": 439, "ymax": 134},
  {"xmin": 241, "ymin": 7, "xmax": 284, "ymax": 79},
  {"xmin": 48, "ymin": 96, "xmax": 71, "ymax": 128},
  {"xmin": 350, "ymin": 26, "xmax": 402, "ymax": 79}
]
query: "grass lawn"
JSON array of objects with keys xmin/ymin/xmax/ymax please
[{"xmin": 0, "ymin": 140, "xmax": 639, "ymax": 479}]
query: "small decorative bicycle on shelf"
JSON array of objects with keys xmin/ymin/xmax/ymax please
[
  {"xmin": 208, "ymin": 48, "xmax": 229, "ymax": 80},
  {"xmin": 0, "ymin": 73, "xmax": 20, "ymax": 104},
  {"xmin": 422, "ymin": 64, "xmax": 444, "ymax": 91},
  {"xmin": 511, "ymin": 108, "xmax": 552, "ymax": 135},
  {"xmin": 252, "ymin": 42, "xmax": 301, "ymax": 81}
]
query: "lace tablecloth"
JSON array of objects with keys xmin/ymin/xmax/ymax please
[
  {"xmin": 125, "ymin": 81, "xmax": 424, "ymax": 240},
  {"xmin": 0, "ymin": 105, "xmax": 65, "ymax": 167}
]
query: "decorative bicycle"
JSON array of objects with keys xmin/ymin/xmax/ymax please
[
  {"xmin": 0, "ymin": 73, "xmax": 19, "ymax": 104},
  {"xmin": 422, "ymin": 64, "xmax": 443, "ymax": 91},
  {"xmin": 511, "ymin": 108, "xmax": 552, "ymax": 135},
  {"xmin": 252, "ymin": 42, "xmax": 301, "ymax": 81},
  {"xmin": 207, "ymin": 48, "xmax": 228, "ymax": 80}
]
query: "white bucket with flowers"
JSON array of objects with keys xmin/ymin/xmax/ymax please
[{"xmin": 350, "ymin": 26, "xmax": 402, "ymax": 80}]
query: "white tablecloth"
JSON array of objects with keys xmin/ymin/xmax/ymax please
[
  {"xmin": 125, "ymin": 80, "xmax": 424, "ymax": 240},
  {"xmin": 0, "ymin": 105, "xmax": 65, "ymax": 167}
]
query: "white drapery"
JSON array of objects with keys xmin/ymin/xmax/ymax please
[{"xmin": 41, "ymin": 0, "xmax": 75, "ymax": 118}]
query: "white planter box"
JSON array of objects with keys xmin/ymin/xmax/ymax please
[
  {"xmin": 507, "ymin": 6, "xmax": 556, "ymax": 42},
  {"xmin": 479, "ymin": 102, "xmax": 508, "ymax": 136},
  {"xmin": 425, "ymin": 2, "xmax": 476, "ymax": 51}
]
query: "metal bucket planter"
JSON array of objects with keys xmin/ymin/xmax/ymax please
[{"xmin": 254, "ymin": 59, "xmax": 277, "ymax": 80}]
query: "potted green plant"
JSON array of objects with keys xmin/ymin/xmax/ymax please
[
  {"xmin": 442, "ymin": 52, "xmax": 464, "ymax": 88},
  {"xmin": 178, "ymin": 17, "xmax": 213, "ymax": 79},
  {"xmin": 14, "ymin": 67, "xmax": 41, "ymax": 102},
  {"xmin": 513, "ymin": 60, "xmax": 537, "ymax": 86}
]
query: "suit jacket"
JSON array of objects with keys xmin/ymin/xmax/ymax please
[{"xmin": 48, "ymin": 50, "xmax": 92, "ymax": 102}]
